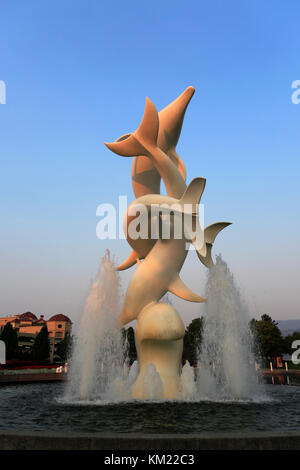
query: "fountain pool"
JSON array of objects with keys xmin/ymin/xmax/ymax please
[
  {"xmin": 0, "ymin": 253, "xmax": 298, "ymax": 445},
  {"xmin": 0, "ymin": 381, "xmax": 300, "ymax": 435}
]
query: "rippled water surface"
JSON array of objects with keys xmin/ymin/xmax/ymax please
[{"xmin": 0, "ymin": 381, "xmax": 300, "ymax": 434}]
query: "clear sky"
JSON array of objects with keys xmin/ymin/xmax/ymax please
[{"xmin": 0, "ymin": 0, "xmax": 299, "ymax": 327}]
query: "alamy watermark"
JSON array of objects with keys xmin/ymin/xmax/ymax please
[
  {"xmin": 291, "ymin": 80, "xmax": 300, "ymax": 104},
  {"xmin": 96, "ymin": 196, "xmax": 205, "ymax": 250},
  {"xmin": 0, "ymin": 80, "xmax": 6, "ymax": 104},
  {"xmin": 291, "ymin": 340, "xmax": 300, "ymax": 365}
]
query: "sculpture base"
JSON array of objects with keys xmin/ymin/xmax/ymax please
[
  {"xmin": 132, "ymin": 338, "xmax": 183, "ymax": 400},
  {"xmin": 132, "ymin": 302, "xmax": 185, "ymax": 400}
]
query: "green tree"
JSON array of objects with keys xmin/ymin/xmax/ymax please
[
  {"xmin": 32, "ymin": 325, "xmax": 50, "ymax": 362},
  {"xmin": 56, "ymin": 333, "xmax": 73, "ymax": 361},
  {"xmin": 183, "ymin": 317, "xmax": 204, "ymax": 366},
  {"xmin": 0, "ymin": 322, "xmax": 18, "ymax": 360},
  {"xmin": 283, "ymin": 331, "xmax": 300, "ymax": 355},
  {"xmin": 250, "ymin": 314, "xmax": 285, "ymax": 359}
]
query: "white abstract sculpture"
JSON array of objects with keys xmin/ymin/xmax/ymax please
[{"xmin": 105, "ymin": 87, "xmax": 231, "ymax": 399}]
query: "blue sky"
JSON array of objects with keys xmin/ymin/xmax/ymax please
[{"xmin": 0, "ymin": 0, "xmax": 299, "ymax": 326}]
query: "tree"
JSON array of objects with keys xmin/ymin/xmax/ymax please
[
  {"xmin": 261, "ymin": 314, "xmax": 277, "ymax": 325},
  {"xmin": 283, "ymin": 331, "xmax": 300, "ymax": 355},
  {"xmin": 56, "ymin": 333, "xmax": 73, "ymax": 361},
  {"xmin": 250, "ymin": 314, "xmax": 285, "ymax": 359},
  {"xmin": 31, "ymin": 325, "xmax": 50, "ymax": 362},
  {"xmin": 183, "ymin": 317, "xmax": 204, "ymax": 366},
  {"xmin": 0, "ymin": 322, "xmax": 18, "ymax": 360}
]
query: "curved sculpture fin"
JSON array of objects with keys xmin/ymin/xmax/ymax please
[
  {"xmin": 104, "ymin": 98, "xmax": 159, "ymax": 157},
  {"xmin": 203, "ymin": 222, "xmax": 232, "ymax": 244},
  {"xmin": 179, "ymin": 177, "xmax": 207, "ymax": 257},
  {"xmin": 135, "ymin": 97, "xmax": 159, "ymax": 147},
  {"xmin": 168, "ymin": 275, "xmax": 206, "ymax": 303},
  {"xmin": 117, "ymin": 250, "xmax": 140, "ymax": 271},
  {"xmin": 197, "ymin": 222, "xmax": 232, "ymax": 268},
  {"xmin": 180, "ymin": 177, "xmax": 206, "ymax": 209},
  {"xmin": 104, "ymin": 133, "xmax": 144, "ymax": 157},
  {"xmin": 159, "ymin": 86, "xmax": 195, "ymax": 152},
  {"xmin": 197, "ymin": 244, "xmax": 213, "ymax": 268}
]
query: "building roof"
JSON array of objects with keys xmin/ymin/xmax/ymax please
[
  {"xmin": 19, "ymin": 312, "xmax": 38, "ymax": 321},
  {"xmin": 47, "ymin": 314, "xmax": 72, "ymax": 323}
]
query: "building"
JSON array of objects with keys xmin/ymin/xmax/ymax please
[
  {"xmin": 0, "ymin": 312, "xmax": 72, "ymax": 362},
  {"xmin": 47, "ymin": 314, "xmax": 72, "ymax": 362}
]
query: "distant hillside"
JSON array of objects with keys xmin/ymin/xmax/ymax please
[{"xmin": 277, "ymin": 319, "xmax": 300, "ymax": 337}]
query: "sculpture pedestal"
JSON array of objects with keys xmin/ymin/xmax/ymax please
[{"xmin": 131, "ymin": 303, "xmax": 185, "ymax": 400}]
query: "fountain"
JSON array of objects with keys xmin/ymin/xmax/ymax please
[
  {"xmin": 64, "ymin": 86, "xmax": 264, "ymax": 404},
  {"xmin": 3, "ymin": 87, "xmax": 299, "ymax": 451}
]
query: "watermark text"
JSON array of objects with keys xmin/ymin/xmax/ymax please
[
  {"xmin": 96, "ymin": 196, "xmax": 205, "ymax": 250},
  {"xmin": 0, "ymin": 80, "xmax": 6, "ymax": 104},
  {"xmin": 291, "ymin": 80, "xmax": 300, "ymax": 104}
]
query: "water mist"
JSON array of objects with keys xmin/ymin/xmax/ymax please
[
  {"xmin": 196, "ymin": 256, "xmax": 263, "ymax": 401},
  {"xmin": 64, "ymin": 250, "xmax": 126, "ymax": 402}
]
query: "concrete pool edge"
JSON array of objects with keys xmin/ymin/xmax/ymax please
[{"xmin": 0, "ymin": 430, "xmax": 300, "ymax": 450}]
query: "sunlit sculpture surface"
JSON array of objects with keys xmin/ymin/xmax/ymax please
[{"xmin": 105, "ymin": 87, "xmax": 231, "ymax": 399}]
